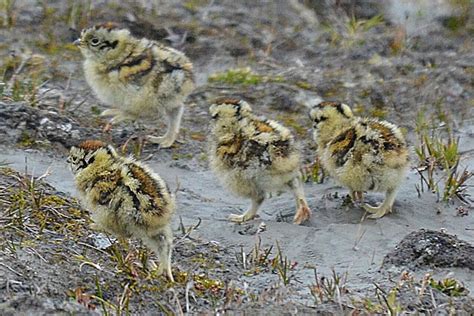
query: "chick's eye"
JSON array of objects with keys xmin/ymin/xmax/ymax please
[{"xmin": 90, "ymin": 38, "xmax": 100, "ymax": 46}]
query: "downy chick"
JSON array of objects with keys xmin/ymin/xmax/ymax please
[
  {"xmin": 75, "ymin": 23, "xmax": 194, "ymax": 148},
  {"xmin": 208, "ymin": 98, "xmax": 312, "ymax": 225},
  {"xmin": 309, "ymin": 101, "xmax": 409, "ymax": 219},
  {"xmin": 67, "ymin": 140, "xmax": 175, "ymax": 280}
]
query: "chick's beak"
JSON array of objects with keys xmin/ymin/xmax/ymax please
[{"xmin": 73, "ymin": 38, "xmax": 81, "ymax": 46}]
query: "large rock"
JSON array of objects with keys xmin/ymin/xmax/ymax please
[{"xmin": 383, "ymin": 229, "xmax": 474, "ymax": 270}]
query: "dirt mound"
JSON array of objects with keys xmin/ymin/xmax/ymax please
[{"xmin": 383, "ymin": 229, "xmax": 474, "ymax": 270}]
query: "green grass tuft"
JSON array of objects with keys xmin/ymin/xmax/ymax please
[{"xmin": 208, "ymin": 67, "xmax": 284, "ymax": 86}]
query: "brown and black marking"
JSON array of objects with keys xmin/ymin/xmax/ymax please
[
  {"xmin": 112, "ymin": 49, "xmax": 155, "ymax": 84},
  {"xmin": 271, "ymin": 139, "xmax": 291, "ymax": 158},
  {"xmin": 216, "ymin": 134, "xmax": 244, "ymax": 162},
  {"xmin": 93, "ymin": 22, "xmax": 119, "ymax": 31},
  {"xmin": 87, "ymin": 169, "xmax": 123, "ymax": 206},
  {"xmin": 83, "ymin": 24, "xmax": 119, "ymax": 50},
  {"xmin": 212, "ymin": 97, "xmax": 246, "ymax": 119},
  {"xmin": 213, "ymin": 97, "xmax": 241, "ymax": 106},
  {"xmin": 128, "ymin": 164, "xmax": 167, "ymax": 214},
  {"xmin": 254, "ymin": 120, "xmax": 274, "ymax": 133},
  {"xmin": 71, "ymin": 140, "xmax": 109, "ymax": 172},
  {"xmin": 216, "ymin": 132, "xmax": 274, "ymax": 168},
  {"xmin": 368, "ymin": 121, "xmax": 404, "ymax": 151},
  {"xmin": 316, "ymin": 101, "xmax": 351, "ymax": 118},
  {"xmin": 329, "ymin": 127, "xmax": 357, "ymax": 166},
  {"xmin": 317, "ymin": 101, "xmax": 341, "ymax": 108},
  {"xmin": 240, "ymin": 140, "xmax": 272, "ymax": 167},
  {"xmin": 153, "ymin": 57, "xmax": 187, "ymax": 92}
]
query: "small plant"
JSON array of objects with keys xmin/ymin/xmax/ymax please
[
  {"xmin": 429, "ymin": 277, "xmax": 467, "ymax": 297},
  {"xmin": 271, "ymin": 241, "xmax": 293, "ymax": 285},
  {"xmin": 346, "ymin": 14, "xmax": 384, "ymax": 36},
  {"xmin": 65, "ymin": 0, "xmax": 93, "ymax": 30},
  {"xmin": 443, "ymin": 165, "xmax": 472, "ymax": 203},
  {"xmin": 0, "ymin": 0, "xmax": 16, "ymax": 27},
  {"xmin": 238, "ymin": 237, "xmax": 296, "ymax": 285},
  {"xmin": 208, "ymin": 67, "xmax": 284, "ymax": 86},
  {"xmin": 373, "ymin": 283, "xmax": 402, "ymax": 315},
  {"xmin": 1, "ymin": 53, "xmax": 47, "ymax": 105},
  {"xmin": 67, "ymin": 286, "xmax": 97, "ymax": 311},
  {"xmin": 323, "ymin": 14, "xmax": 384, "ymax": 47},
  {"xmin": 248, "ymin": 236, "xmax": 273, "ymax": 270},
  {"xmin": 309, "ymin": 268, "xmax": 348, "ymax": 304},
  {"xmin": 183, "ymin": 0, "xmax": 207, "ymax": 12},
  {"xmin": 389, "ymin": 25, "xmax": 406, "ymax": 55},
  {"xmin": 302, "ymin": 158, "xmax": 325, "ymax": 183},
  {"xmin": 414, "ymin": 109, "xmax": 472, "ymax": 203}
]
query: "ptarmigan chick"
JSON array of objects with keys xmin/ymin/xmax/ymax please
[
  {"xmin": 208, "ymin": 98, "xmax": 312, "ymax": 225},
  {"xmin": 309, "ymin": 101, "xmax": 409, "ymax": 219},
  {"xmin": 75, "ymin": 23, "xmax": 194, "ymax": 148},
  {"xmin": 67, "ymin": 140, "xmax": 175, "ymax": 281}
]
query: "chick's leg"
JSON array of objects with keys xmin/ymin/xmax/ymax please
[
  {"xmin": 350, "ymin": 190, "xmax": 364, "ymax": 206},
  {"xmin": 147, "ymin": 104, "xmax": 184, "ymax": 148},
  {"xmin": 142, "ymin": 225, "xmax": 174, "ymax": 282},
  {"xmin": 289, "ymin": 177, "xmax": 312, "ymax": 225},
  {"xmin": 101, "ymin": 109, "xmax": 130, "ymax": 132},
  {"xmin": 363, "ymin": 189, "xmax": 397, "ymax": 219},
  {"xmin": 229, "ymin": 195, "xmax": 264, "ymax": 223}
]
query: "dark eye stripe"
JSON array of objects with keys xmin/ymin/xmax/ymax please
[
  {"xmin": 98, "ymin": 40, "xmax": 118, "ymax": 50},
  {"xmin": 314, "ymin": 116, "xmax": 327, "ymax": 123}
]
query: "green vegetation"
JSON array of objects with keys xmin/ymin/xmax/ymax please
[
  {"xmin": 208, "ymin": 67, "xmax": 284, "ymax": 86},
  {"xmin": 0, "ymin": 53, "xmax": 47, "ymax": 105},
  {"xmin": 65, "ymin": 0, "xmax": 93, "ymax": 30},
  {"xmin": 238, "ymin": 237, "xmax": 296, "ymax": 286},
  {"xmin": 430, "ymin": 277, "xmax": 467, "ymax": 297},
  {"xmin": 35, "ymin": 2, "xmax": 81, "ymax": 55},
  {"xmin": 414, "ymin": 107, "xmax": 472, "ymax": 203},
  {"xmin": 309, "ymin": 268, "xmax": 348, "ymax": 304},
  {"xmin": 276, "ymin": 114, "xmax": 307, "ymax": 136},
  {"xmin": 323, "ymin": 15, "xmax": 385, "ymax": 47},
  {"xmin": 183, "ymin": 0, "xmax": 208, "ymax": 13},
  {"xmin": 0, "ymin": 0, "xmax": 16, "ymax": 27},
  {"xmin": 302, "ymin": 158, "xmax": 326, "ymax": 184},
  {"xmin": 443, "ymin": 0, "xmax": 471, "ymax": 32},
  {"xmin": 346, "ymin": 14, "xmax": 384, "ymax": 36},
  {"xmin": 369, "ymin": 107, "xmax": 387, "ymax": 120}
]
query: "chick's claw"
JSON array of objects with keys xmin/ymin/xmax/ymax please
[
  {"xmin": 293, "ymin": 204, "xmax": 312, "ymax": 225},
  {"xmin": 363, "ymin": 203, "xmax": 391, "ymax": 219},
  {"xmin": 228, "ymin": 212, "xmax": 256, "ymax": 223}
]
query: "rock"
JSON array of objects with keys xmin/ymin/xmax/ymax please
[{"xmin": 383, "ymin": 229, "xmax": 474, "ymax": 270}]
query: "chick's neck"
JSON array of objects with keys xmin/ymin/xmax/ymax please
[{"xmin": 317, "ymin": 118, "xmax": 353, "ymax": 147}]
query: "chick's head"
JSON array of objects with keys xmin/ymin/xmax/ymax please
[
  {"xmin": 75, "ymin": 22, "xmax": 131, "ymax": 62},
  {"xmin": 67, "ymin": 140, "xmax": 115, "ymax": 174},
  {"xmin": 209, "ymin": 98, "xmax": 252, "ymax": 136},
  {"xmin": 310, "ymin": 101, "xmax": 353, "ymax": 143}
]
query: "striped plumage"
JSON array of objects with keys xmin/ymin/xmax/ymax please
[
  {"xmin": 209, "ymin": 98, "xmax": 311, "ymax": 225},
  {"xmin": 75, "ymin": 23, "xmax": 194, "ymax": 148},
  {"xmin": 310, "ymin": 101, "xmax": 409, "ymax": 219},
  {"xmin": 67, "ymin": 140, "xmax": 175, "ymax": 280}
]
